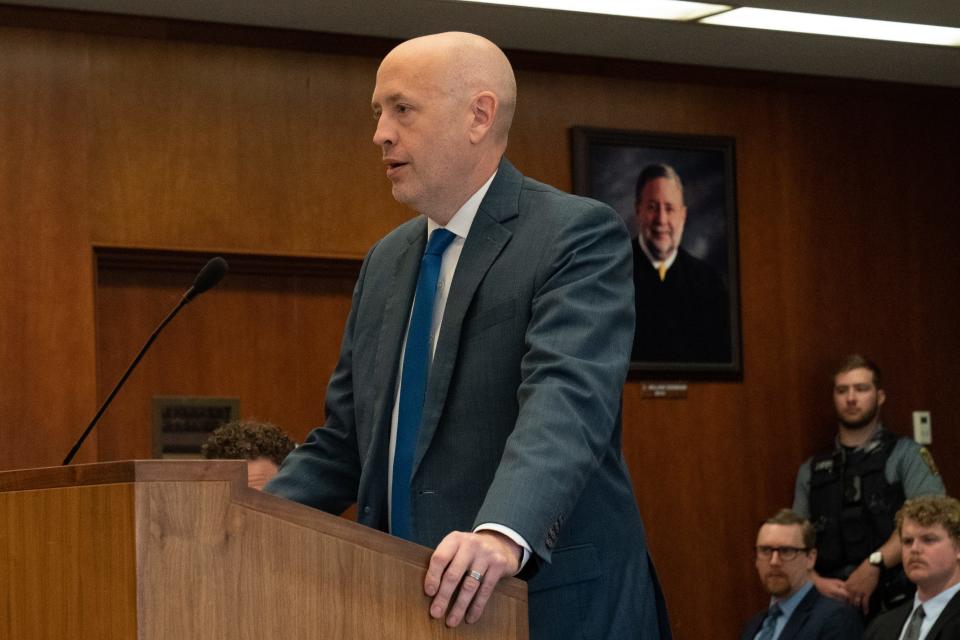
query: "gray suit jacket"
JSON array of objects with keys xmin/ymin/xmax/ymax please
[{"xmin": 266, "ymin": 158, "xmax": 669, "ymax": 639}]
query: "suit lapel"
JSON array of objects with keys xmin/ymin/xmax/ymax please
[
  {"xmin": 411, "ymin": 159, "xmax": 522, "ymax": 474},
  {"xmin": 742, "ymin": 612, "xmax": 764, "ymax": 640},
  {"xmin": 928, "ymin": 590, "xmax": 960, "ymax": 639},
  {"xmin": 890, "ymin": 599, "xmax": 913, "ymax": 638},
  {"xmin": 777, "ymin": 588, "xmax": 817, "ymax": 640},
  {"xmin": 367, "ymin": 219, "xmax": 425, "ymax": 466}
]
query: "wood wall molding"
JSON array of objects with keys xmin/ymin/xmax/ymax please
[
  {"xmin": 0, "ymin": 3, "xmax": 397, "ymax": 57},
  {"xmin": 94, "ymin": 245, "xmax": 363, "ymax": 279}
]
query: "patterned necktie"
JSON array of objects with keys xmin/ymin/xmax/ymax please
[
  {"xmin": 391, "ymin": 228, "xmax": 456, "ymax": 540},
  {"xmin": 902, "ymin": 604, "xmax": 925, "ymax": 640},
  {"xmin": 757, "ymin": 604, "xmax": 782, "ymax": 640}
]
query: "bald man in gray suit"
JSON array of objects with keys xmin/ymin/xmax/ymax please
[{"xmin": 266, "ymin": 32, "xmax": 669, "ymax": 640}]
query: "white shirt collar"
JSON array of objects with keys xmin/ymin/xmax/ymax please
[
  {"xmin": 636, "ymin": 235, "xmax": 680, "ymax": 271},
  {"xmin": 912, "ymin": 579, "xmax": 960, "ymax": 626},
  {"xmin": 426, "ymin": 171, "xmax": 497, "ymax": 240}
]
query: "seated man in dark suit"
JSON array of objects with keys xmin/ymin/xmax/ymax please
[
  {"xmin": 865, "ymin": 495, "xmax": 960, "ymax": 640},
  {"xmin": 631, "ymin": 163, "xmax": 731, "ymax": 364},
  {"xmin": 742, "ymin": 509, "xmax": 862, "ymax": 640}
]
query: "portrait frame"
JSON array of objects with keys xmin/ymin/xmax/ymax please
[{"xmin": 571, "ymin": 127, "xmax": 742, "ymax": 379}]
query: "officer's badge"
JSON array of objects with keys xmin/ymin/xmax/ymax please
[
  {"xmin": 814, "ymin": 459, "xmax": 834, "ymax": 473},
  {"xmin": 919, "ymin": 447, "xmax": 941, "ymax": 477}
]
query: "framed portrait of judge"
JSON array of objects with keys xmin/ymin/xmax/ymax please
[{"xmin": 571, "ymin": 127, "xmax": 742, "ymax": 379}]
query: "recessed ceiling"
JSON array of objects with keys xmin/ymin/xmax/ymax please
[{"xmin": 6, "ymin": 0, "xmax": 960, "ymax": 87}]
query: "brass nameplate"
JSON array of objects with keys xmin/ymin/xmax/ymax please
[{"xmin": 640, "ymin": 383, "xmax": 688, "ymax": 399}]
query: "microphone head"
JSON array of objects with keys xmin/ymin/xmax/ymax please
[{"xmin": 186, "ymin": 256, "xmax": 229, "ymax": 301}]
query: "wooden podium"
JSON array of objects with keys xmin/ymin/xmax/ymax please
[{"xmin": 0, "ymin": 460, "xmax": 528, "ymax": 639}]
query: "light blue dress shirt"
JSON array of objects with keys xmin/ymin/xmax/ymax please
[
  {"xmin": 898, "ymin": 581, "xmax": 960, "ymax": 640},
  {"xmin": 756, "ymin": 580, "xmax": 814, "ymax": 640}
]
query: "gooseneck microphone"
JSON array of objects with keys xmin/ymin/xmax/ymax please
[{"xmin": 62, "ymin": 256, "xmax": 229, "ymax": 465}]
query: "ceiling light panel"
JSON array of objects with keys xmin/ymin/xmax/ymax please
[
  {"xmin": 451, "ymin": 0, "xmax": 732, "ymax": 21},
  {"xmin": 700, "ymin": 7, "xmax": 960, "ymax": 47}
]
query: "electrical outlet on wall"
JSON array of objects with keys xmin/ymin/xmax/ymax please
[{"xmin": 913, "ymin": 411, "xmax": 932, "ymax": 445}]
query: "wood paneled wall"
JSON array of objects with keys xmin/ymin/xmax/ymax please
[
  {"xmin": 1, "ymin": 9, "xmax": 958, "ymax": 639},
  {"xmin": 93, "ymin": 252, "xmax": 357, "ymax": 462},
  {"xmin": 0, "ymin": 26, "xmax": 98, "ymax": 468}
]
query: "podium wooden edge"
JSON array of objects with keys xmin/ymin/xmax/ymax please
[{"xmin": 0, "ymin": 459, "xmax": 528, "ymax": 602}]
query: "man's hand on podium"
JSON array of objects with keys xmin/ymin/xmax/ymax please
[{"xmin": 424, "ymin": 530, "xmax": 521, "ymax": 627}]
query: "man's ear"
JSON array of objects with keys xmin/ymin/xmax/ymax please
[
  {"xmin": 877, "ymin": 389, "xmax": 886, "ymax": 408},
  {"xmin": 468, "ymin": 92, "xmax": 497, "ymax": 144}
]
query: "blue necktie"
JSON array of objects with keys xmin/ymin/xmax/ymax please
[
  {"xmin": 391, "ymin": 228, "xmax": 456, "ymax": 540},
  {"xmin": 757, "ymin": 604, "xmax": 782, "ymax": 640}
]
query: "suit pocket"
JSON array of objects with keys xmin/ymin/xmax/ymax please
[
  {"xmin": 527, "ymin": 543, "xmax": 600, "ymax": 592},
  {"xmin": 462, "ymin": 296, "xmax": 517, "ymax": 341},
  {"xmin": 527, "ymin": 544, "xmax": 602, "ymax": 640}
]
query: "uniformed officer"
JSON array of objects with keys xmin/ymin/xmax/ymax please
[{"xmin": 793, "ymin": 354, "xmax": 945, "ymax": 621}]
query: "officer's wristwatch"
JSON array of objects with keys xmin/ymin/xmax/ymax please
[{"xmin": 868, "ymin": 551, "xmax": 884, "ymax": 568}]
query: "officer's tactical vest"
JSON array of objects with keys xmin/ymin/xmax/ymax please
[{"xmin": 808, "ymin": 430, "xmax": 904, "ymax": 577}]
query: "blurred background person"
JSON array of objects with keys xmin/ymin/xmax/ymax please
[
  {"xmin": 793, "ymin": 355, "xmax": 944, "ymax": 619},
  {"xmin": 202, "ymin": 419, "xmax": 296, "ymax": 490}
]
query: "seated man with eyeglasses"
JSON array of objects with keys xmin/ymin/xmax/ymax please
[{"xmin": 742, "ymin": 509, "xmax": 863, "ymax": 640}]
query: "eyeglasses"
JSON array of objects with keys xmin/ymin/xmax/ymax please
[{"xmin": 755, "ymin": 546, "xmax": 808, "ymax": 561}]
